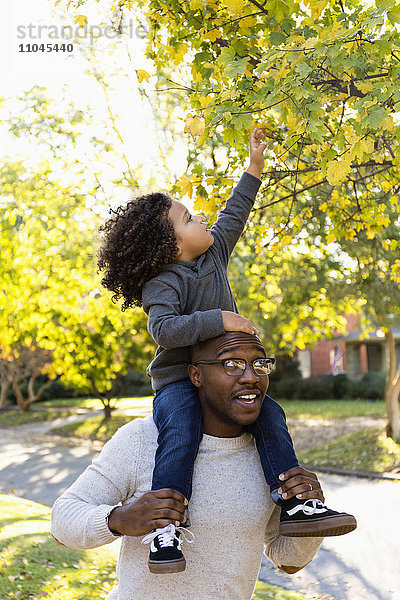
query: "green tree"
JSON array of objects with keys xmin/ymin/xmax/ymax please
[
  {"xmin": 229, "ymin": 239, "xmax": 357, "ymax": 354},
  {"xmin": 1, "ymin": 67, "xmax": 187, "ymax": 415},
  {"xmin": 0, "ymin": 157, "xmax": 153, "ymax": 416},
  {"xmin": 50, "ymin": 299, "xmax": 153, "ymax": 418}
]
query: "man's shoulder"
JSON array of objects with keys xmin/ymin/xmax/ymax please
[{"xmin": 111, "ymin": 415, "xmax": 157, "ymax": 446}]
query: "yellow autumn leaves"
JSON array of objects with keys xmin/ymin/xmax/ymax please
[
  {"xmin": 326, "ymin": 156, "xmax": 352, "ymax": 186},
  {"xmin": 136, "ymin": 70, "xmax": 150, "ymax": 83},
  {"xmin": 184, "ymin": 114, "xmax": 206, "ymax": 137}
]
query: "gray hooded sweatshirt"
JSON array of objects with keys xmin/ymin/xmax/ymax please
[{"xmin": 142, "ymin": 172, "xmax": 261, "ymax": 390}]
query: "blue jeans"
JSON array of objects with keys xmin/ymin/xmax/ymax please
[{"xmin": 151, "ymin": 378, "xmax": 298, "ymax": 500}]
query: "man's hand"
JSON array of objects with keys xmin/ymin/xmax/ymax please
[
  {"xmin": 246, "ymin": 127, "xmax": 267, "ymax": 180},
  {"xmin": 277, "ymin": 466, "xmax": 325, "ymax": 503},
  {"xmin": 107, "ymin": 488, "xmax": 187, "ymax": 537},
  {"xmin": 222, "ymin": 311, "xmax": 259, "ymax": 335}
]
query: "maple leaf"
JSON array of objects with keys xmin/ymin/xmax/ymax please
[
  {"xmin": 176, "ymin": 175, "xmax": 193, "ymax": 198},
  {"xmin": 326, "ymin": 232, "xmax": 336, "ymax": 244},
  {"xmin": 225, "ymin": 0, "xmax": 245, "ymax": 15},
  {"xmin": 136, "ymin": 70, "xmax": 150, "ymax": 83},
  {"xmin": 361, "ymin": 138, "xmax": 374, "ymax": 155},
  {"xmin": 184, "ymin": 114, "xmax": 205, "ymax": 137},
  {"xmin": 326, "ymin": 157, "xmax": 352, "ymax": 186},
  {"xmin": 74, "ymin": 15, "xmax": 88, "ymax": 28}
]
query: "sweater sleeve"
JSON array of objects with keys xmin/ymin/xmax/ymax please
[
  {"xmin": 264, "ymin": 505, "xmax": 323, "ymax": 570},
  {"xmin": 50, "ymin": 422, "xmax": 140, "ymax": 550},
  {"xmin": 211, "ymin": 172, "xmax": 261, "ymax": 266},
  {"xmin": 142, "ymin": 278, "xmax": 225, "ymax": 349}
]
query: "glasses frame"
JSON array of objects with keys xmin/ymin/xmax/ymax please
[{"xmin": 193, "ymin": 357, "xmax": 276, "ymax": 377}]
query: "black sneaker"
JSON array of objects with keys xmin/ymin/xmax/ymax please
[
  {"xmin": 279, "ymin": 497, "xmax": 357, "ymax": 537},
  {"xmin": 142, "ymin": 524, "xmax": 194, "ymax": 574}
]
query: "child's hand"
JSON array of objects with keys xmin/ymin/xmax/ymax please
[
  {"xmin": 246, "ymin": 127, "xmax": 267, "ymax": 180},
  {"xmin": 222, "ymin": 311, "xmax": 259, "ymax": 335}
]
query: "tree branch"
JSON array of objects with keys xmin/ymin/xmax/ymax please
[
  {"xmin": 247, "ymin": 0, "xmax": 269, "ymax": 14},
  {"xmin": 257, "ymin": 179, "xmax": 326, "ymax": 210}
]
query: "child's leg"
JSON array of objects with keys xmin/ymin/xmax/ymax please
[
  {"xmin": 151, "ymin": 378, "xmax": 203, "ymax": 502},
  {"xmin": 246, "ymin": 394, "xmax": 357, "ymax": 538},
  {"xmin": 245, "ymin": 394, "xmax": 298, "ymax": 494}
]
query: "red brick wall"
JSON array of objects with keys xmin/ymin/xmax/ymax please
[
  {"xmin": 307, "ymin": 315, "xmax": 359, "ymax": 376},
  {"xmin": 309, "ymin": 340, "xmax": 347, "ymax": 376}
]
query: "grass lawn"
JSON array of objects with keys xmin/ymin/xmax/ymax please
[
  {"xmin": 280, "ymin": 399, "xmax": 386, "ymax": 419},
  {"xmin": 38, "ymin": 397, "xmax": 387, "ymax": 419},
  {"xmin": 49, "ymin": 398, "xmax": 386, "ymax": 444},
  {"xmin": 37, "ymin": 396, "xmax": 154, "ymax": 411},
  {"xmin": 3, "ymin": 397, "xmax": 385, "ymax": 426},
  {"xmin": 0, "ymin": 397, "xmax": 153, "ymax": 427},
  {"xmin": 0, "ymin": 494, "xmax": 119, "ymax": 600},
  {"xmin": 298, "ymin": 428, "xmax": 400, "ymax": 473},
  {"xmin": 51, "ymin": 415, "xmax": 136, "ymax": 441},
  {"xmin": 0, "ymin": 410, "xmax": 74, "ymax": 427},
  {"xmin": 0, "ymin": 495, "xmax": 326, "ymax": 600}
]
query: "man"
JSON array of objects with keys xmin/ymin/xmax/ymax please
[{"xmin": 51, "ymin": 332, "xmax": 335, "ymax": 600}]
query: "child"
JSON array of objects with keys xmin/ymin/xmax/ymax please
[{"xmin": 98, "ymin": 128, "xmax": 356, "ymax": 574}]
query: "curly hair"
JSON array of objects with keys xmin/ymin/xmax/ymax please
[{"xmin": 98, "ymin": 192, "xmax": 179, "ymax": 310}]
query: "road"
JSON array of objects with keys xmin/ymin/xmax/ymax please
[{"xmin": 1, "ymin": 416, "xmax": 399, "ymax": 600}]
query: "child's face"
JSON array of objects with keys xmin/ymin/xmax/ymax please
[{"xmin": 169, "ymin": 200, "xmax": 214, "ymax": 261}]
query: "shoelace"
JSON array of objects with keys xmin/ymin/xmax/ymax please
[
  {"xmin": 142, "ymin": 523, "xmax": 195, "ymax": 548},
  {"xmin": 286, "ymin": 499, "xmax": 329, "ymax": 517}
]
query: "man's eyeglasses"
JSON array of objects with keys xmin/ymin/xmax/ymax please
[{"xmin": 193, "ymin": 357, "xmax": 276, "ymax": 377}]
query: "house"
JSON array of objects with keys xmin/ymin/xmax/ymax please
[{"xmin": 296, "ymin": 315, "xmax": 400, "ymax": 379}]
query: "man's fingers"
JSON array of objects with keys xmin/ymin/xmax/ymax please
[
  {"xmin": 153, "ymin": 508, "xmax": 186, "ymax": 522},
  {"xmin": 149, "ymin": 519, "xmax": 181, "ymax": 531},
  {"xmin": 152, "ymin": 488, "xmax": 188, "ymax": 504},
  {"xmin": 277, "ymin": 467, "xmax": 324, "ymax": 501},
  {"xmin": 280, "ymin": 474, "xmax": 320, "ymax": 494},
  {"xmin": 296, "ymin": 489, "xmax": 325, "ymax": 502},
  {"xmin": 279, "ymin": 466, "xmax": 318, "ymax": 482},
  {"xmin": 282, "ymin": 481, "xmax": 322, "ymax": 498}
]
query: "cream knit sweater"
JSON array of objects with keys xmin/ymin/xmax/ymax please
[{"xmin": 51, "ymin": 417, "xmax": 323, "ymax": 600}]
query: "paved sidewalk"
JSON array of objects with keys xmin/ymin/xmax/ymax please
[
  {"xmin": 260, "ymin": 472, "xmax": 400, "ymax": 600},
  {"xmin": 0, "ymin": 412, "xmax": 102, "ymax": 506},
  {"xmin": 1, "ymin": 416, "xmax": 399, "ymax": 600}
]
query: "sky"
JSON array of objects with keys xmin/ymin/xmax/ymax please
[{"xmin": 1, "ymin": 0, "xmax": 188, "ymax": 201}]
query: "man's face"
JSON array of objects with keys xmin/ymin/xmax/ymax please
[{"xmin": 188, "ymin": 332, "xmax": 270, "ymax": 437}]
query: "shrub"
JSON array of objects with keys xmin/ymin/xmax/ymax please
[
  {"xmin": 273, "ymin": 377, "xmax": 301, "ymax": 400},
  {"xmin": 332, "ymin": 373, "xmax": 350, "ymax": 399},
  {"xmin": 361, "ymin": 371, "xmax": 386, "ymax": 400},
  {"xmin": 348, "ymin": 378, "xmax": 366, "ymax": 399},
  {"xmin": 298, "ymin": 375, "xmax": 334, "ymax": 400},
  {"xmin": 268, "ymin": 355, "xmax": 301, "ymax": 398},
  {"xmin": 274, "ymin": 370, "xmax": 386, "ymax": 401}
]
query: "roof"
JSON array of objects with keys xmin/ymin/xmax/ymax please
[{"xmin": 341, "ymin": 327, "xmax": 400, "ymax": 342}]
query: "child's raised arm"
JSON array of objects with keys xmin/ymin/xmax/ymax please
[{"xmin": 209, "ymin": 128, "xmax": 266, "ymax": 266}]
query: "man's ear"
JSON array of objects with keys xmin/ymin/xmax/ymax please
[{"xmin": 188, "ymin": 364, "xmax": 201, "ymax": 388}]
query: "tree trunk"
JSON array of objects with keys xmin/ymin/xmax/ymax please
[
  {"xmin": 0, "ymin": 362, "xmax": 12, "ymax": 409},
  {"xmin": 102, "ymin": 400, "xmax": 114, "ymax": 421},
  {"xmin": 384, "ymin": 330, "xmax": 400, "ymax": 441},
  {"xmin": 27, "ymin": 374, "xmax": 55, "ymax": 406},
  {"xmin": 12, "ymin": 376, "xmax": 29, "ymax": 412},
  {"xmin": 0, "ymin": 379, "xmax": 11, "ymax": 409}
]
